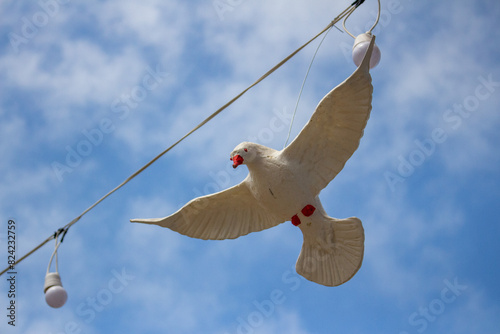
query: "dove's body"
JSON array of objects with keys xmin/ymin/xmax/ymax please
[
  {"xmin": 237, "ymin": 146, "xmax": 314, "ymax": 222},
  {"xmin": 227, "ymin": 142, "xmax": 364, "ymax": 286},
  {"xmin": 131, "ymin": 37, "xmax": 376, "ymax": 286}
]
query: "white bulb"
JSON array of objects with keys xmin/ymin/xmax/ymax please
[
  {"xmin": 352, "ymin": 33, "xmax": 381, "ymax": 69},
  {"xmin": 45, "ymin": 285, "xmax": 68, "ymax": 308},
  {"xmin": 44, "ymin": 272, "xmax": 68, "ymax": 308}
]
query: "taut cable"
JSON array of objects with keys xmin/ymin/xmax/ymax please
[{"xmin": 0, "ymin": 1, "xmax": 367, "ymax": 277}]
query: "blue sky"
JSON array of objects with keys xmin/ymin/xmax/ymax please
[{"xmin": 1, "ymin": 0, "xmax": 500, "ymax": 333}]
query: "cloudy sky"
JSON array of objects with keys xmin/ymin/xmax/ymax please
[{"xmin": 1, "ymin": 0, "xmax": 500, "ymax": 333}]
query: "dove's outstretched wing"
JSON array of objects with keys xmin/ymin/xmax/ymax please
[
  {"xmin": 281, "ymin": 37, "xmax": 375, "ymax": 196},
  {"xmin": 131, "ymin": 179, "xmax": 284, "ymax": 240}
]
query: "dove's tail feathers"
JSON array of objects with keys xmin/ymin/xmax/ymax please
[{"xmin": 296, "ymin": 217, "xmax": 364, "ymax": 287}]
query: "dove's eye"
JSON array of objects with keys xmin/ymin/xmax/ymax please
[{"xmin": 244, "ymin": 149, "xmax": 248, "ymax": 152}]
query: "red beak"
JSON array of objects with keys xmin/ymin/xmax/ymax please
[{"xmin": 231, "ymin": 155, "xmax": 244, "ymax": 168}]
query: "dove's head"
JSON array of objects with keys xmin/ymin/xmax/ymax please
[{"xmin": 230, "ymin": 142, "xmax": 263, "ymax": 169}]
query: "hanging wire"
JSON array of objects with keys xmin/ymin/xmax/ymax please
[
  {"xmin": 342, "ymin": 6, "xmax": 359, "ymax": 38},
  {"xmin": 283, "ymin": 25, "xmax": 336, "ymax": 148},
  {"xmin": 344, "ymin": 0, "xmax": 381, "ymax": 38},
  {"xmin": 285, "ymin": 0, "xmax": 381, "ymax": 148},
  {"xmin": 368, "ymin": 0, "xmax": 381, "ymax": 34},
  {"xmin": 0, "ymin": 0, "xmax": 370, "ymax": 278},
  {"xmin": 47, "ymin": 229, "xmax": 65, "ymax": 274}
]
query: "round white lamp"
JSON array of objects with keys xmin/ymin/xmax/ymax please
[
  {"xmin": 352, "ymin": 32, "xmax": 381, "ymax": 68},
  {"xmin": 44, "ymin": 272, "xmax": 68, "ymax": 308}
]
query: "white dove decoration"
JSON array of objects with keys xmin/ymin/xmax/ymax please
[{"xmin": 131, "ymin": 37, "xmax": 375, "ymax": 287}]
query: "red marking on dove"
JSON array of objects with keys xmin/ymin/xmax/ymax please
[{"xmin": 301, "ymin": 204, "xmax": 316, "ymax": 217}]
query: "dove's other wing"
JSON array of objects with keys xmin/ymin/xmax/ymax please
[
  {"xmin": 131, "ymin": 179, "xmax": 284, "ymax": 240},
  {"xmin": 281, "ymin": 37, "xmax": 375, "ymax": 196}
]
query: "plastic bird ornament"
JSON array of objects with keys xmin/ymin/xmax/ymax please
[{"xmin": 132, "ymin": 37, "xmax": 376, "ymax": 287}]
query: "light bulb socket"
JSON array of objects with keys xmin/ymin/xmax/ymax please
[
  {"xmin": 352, "ymin": 32, "xmax": 374, "ymax": 50},
  {"xmin": 44, "ymin": 272, "xmax": 63, "ymax": 293}
]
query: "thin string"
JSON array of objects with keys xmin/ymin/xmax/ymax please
[
  {"xmin": 47, "ymin": 233, "xmax": 63, "ymax": 274},
  {"xmin": 344, "ymin": 0, "xmax": 381, "ymax": 38},
  {"xmin": 0, "ymin": 1, "xmax": 366, "ymax": 278},
  {"xmin": 342, "ymin": 6, "xmax": 358, "ymax": 38},
  {"xmin": 285, "ymin": 0, "xmax": 381, "ymax": 147},
  {"xmin": 368, "ymin": 0, "xmax": 381, "ymax": 34},
  {"xmin": 283, "ymin": 25, "xmax": 335, "ymax": 148}
]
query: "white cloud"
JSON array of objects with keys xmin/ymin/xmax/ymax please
[{"xmin": 95, "ymin": 0, "xmax": 190, "ymax": 50}]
